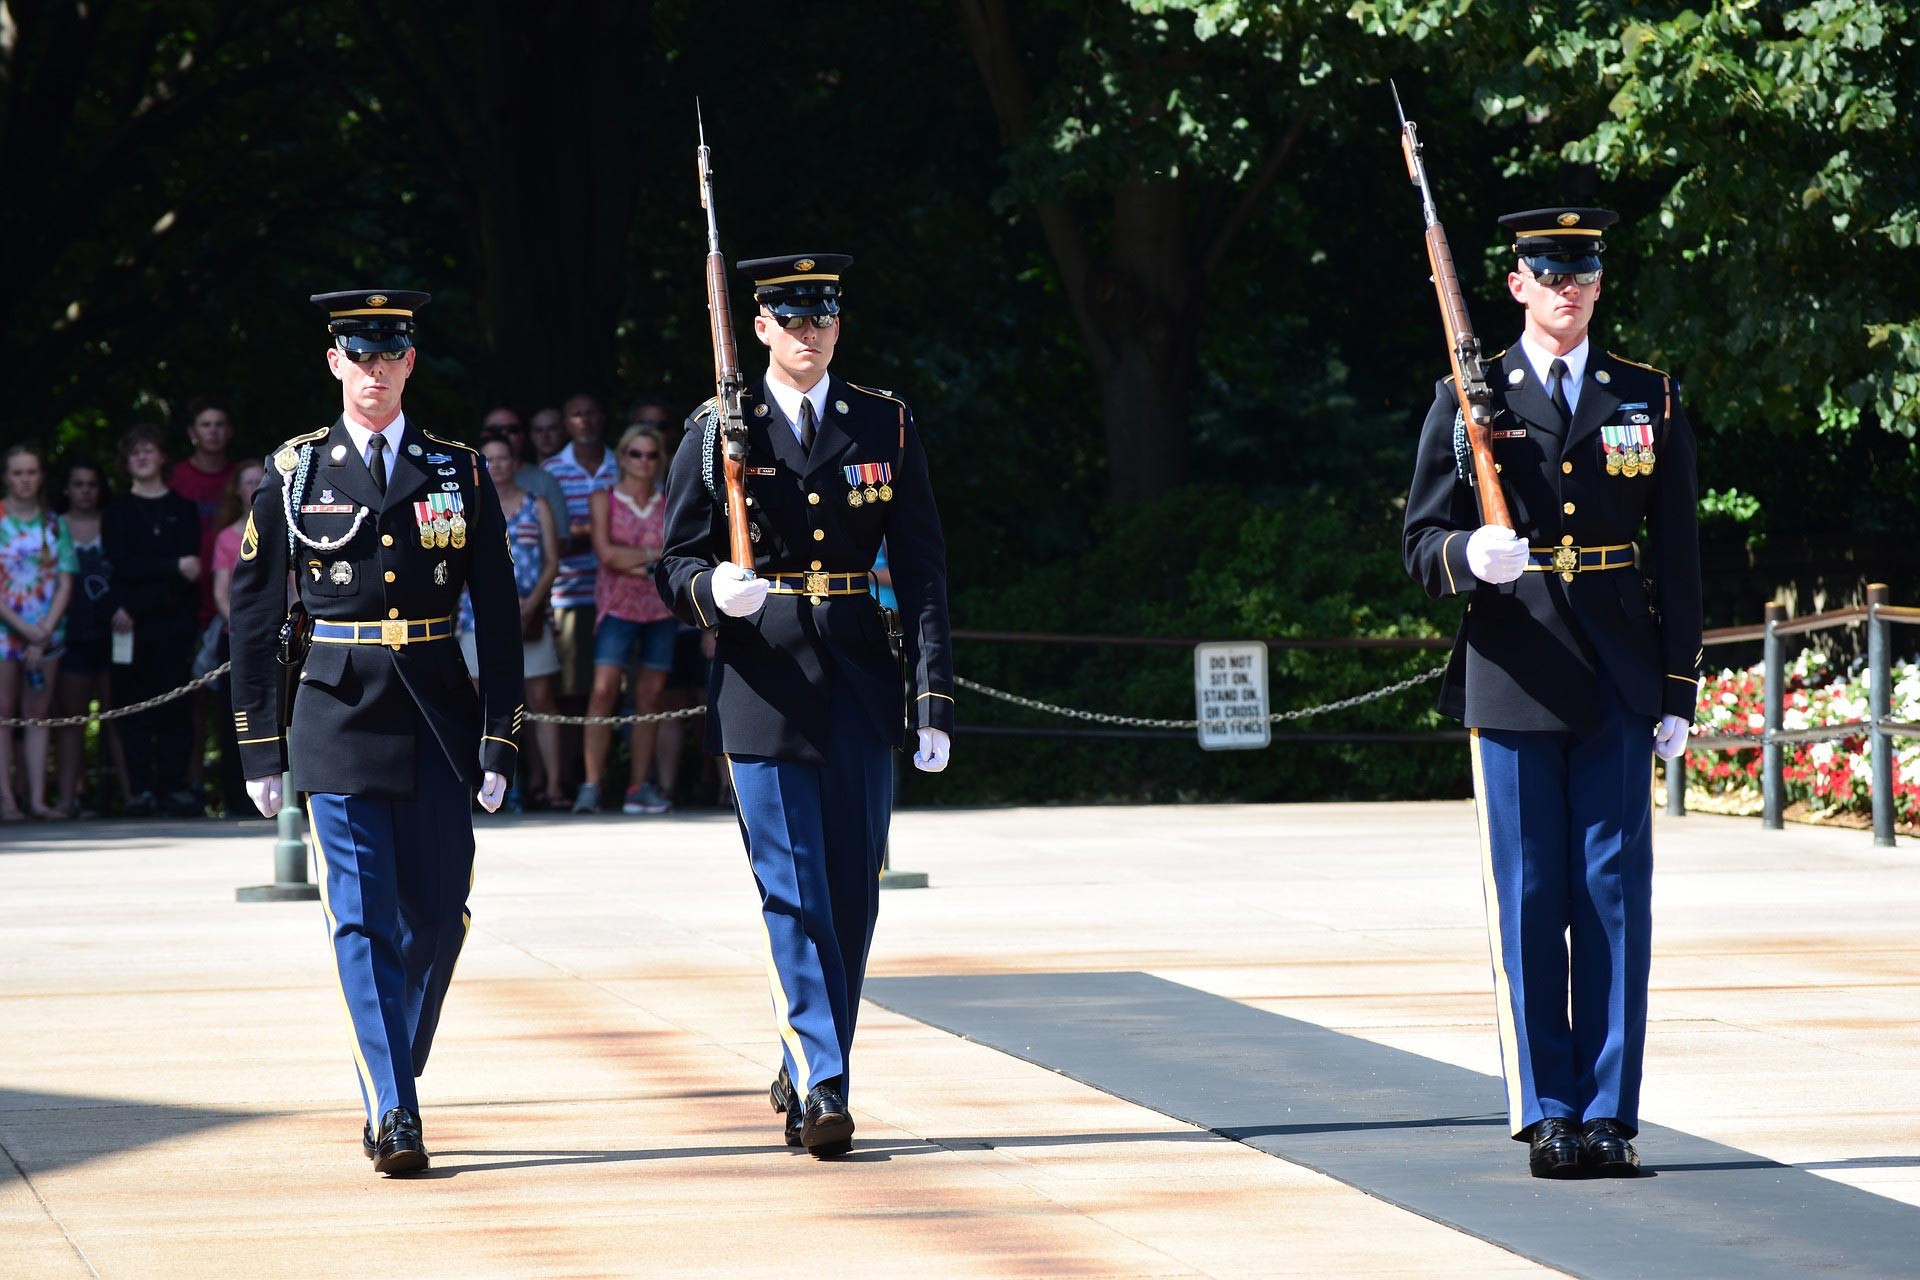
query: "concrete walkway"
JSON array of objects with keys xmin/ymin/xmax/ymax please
[{"xmin": 0, "ymin": 803, "xmax": 1914, "ymax": 1278}]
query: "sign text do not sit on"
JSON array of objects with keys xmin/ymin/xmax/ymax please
[{"xmin": 1194, "ymin": 641, "xmax": 1271, "ymax": 750}]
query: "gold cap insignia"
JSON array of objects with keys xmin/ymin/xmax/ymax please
[
  {"xmin": 366, "ymin": 294, "xmax": 388, "ymax": 306},
  {"xmin": 794, "ymin": 259, "xmax": 815, "ymax": 272},
  {"xmin": 1557, "ymin": 213, "xmax": 1580, "ymax": 227}
]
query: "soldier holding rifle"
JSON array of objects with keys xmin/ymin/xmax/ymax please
[
  {"xmin": 658, "ymin": 123, "xmax": 954, "ymax": 1158},
  {"xmin": 1396, "ymin": 95, "xmax": 1702, "ymax": 1182}
]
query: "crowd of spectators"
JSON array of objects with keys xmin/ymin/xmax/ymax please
[{"xmin": 0, "ymin": 391, "xmax": 894, "ymax": 822}]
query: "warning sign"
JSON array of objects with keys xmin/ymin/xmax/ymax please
[{"xmin": 1194, "ymin": 641, "xmax": 1271, "ymax": 751}]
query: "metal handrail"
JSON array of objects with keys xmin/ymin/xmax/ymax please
[{"xmin": 1670, "ymin": 583, "xmax": 1915, "ymax": 845}]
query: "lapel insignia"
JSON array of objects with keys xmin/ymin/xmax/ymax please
[
  {"xmin": 1595, "ymin": 369, "xmax": 1612, "ymax": 384},
  {"xmin": 330, "ymin": 444, "xmax": 347, "ymax": 461},
  {"xmin": 834, "ymin": 400, "xmax": 849, "ymax": 414},
  {"xmin": 1507, "ymin": 368, "xmax": 1525, "ymax": 386},
  {"xmin": 407, "ymin": 443, "xmax": 424, "ymax": 456}
]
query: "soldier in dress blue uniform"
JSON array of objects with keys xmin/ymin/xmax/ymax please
[
  {"xmin": 229, "ymin": 289, "xmax": 524, "ymax": 1175},
  {"xmin": 1403, "ymin": 209, "xmax": 1703, "ymax": 1179},
  {"xmin": 656, "ymin": 254, "xmax": 954, "ymax": 1157}
]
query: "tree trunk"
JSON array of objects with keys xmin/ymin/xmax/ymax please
[{"xmin": 383, "ymin": 0, "xmax": 651, "ymax": 410}]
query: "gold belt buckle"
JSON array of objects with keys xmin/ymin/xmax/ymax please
[
  {"xmin": 1551, "ymin": 545, "xmax": 1581, "ymax": 574},
  {"xmin": 803, "ymin": 571, "xmax": 829, "ymax": 600},
  {"xmin": 381, "ymin": 618, "xmax": 408, "ymax": 648}
]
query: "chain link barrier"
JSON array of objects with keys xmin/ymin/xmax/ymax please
[
  {"xmin": 0, "ymin": 662, "xmax": 235, "ymax": 729},
  {"xmin": 2, "ymin": 660, "xmax": 1448, "ymax": 731},
  {"xmin": 955, "ymin": 664, "xmax": 1448, "ymax": 730}
]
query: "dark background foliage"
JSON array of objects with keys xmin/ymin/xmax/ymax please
[{"xmin": 5, "ymin": 0, "xmax": 1916, "ymax": 803}]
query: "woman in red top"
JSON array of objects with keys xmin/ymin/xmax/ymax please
[{"xmin": 577, "ymin": 425, "xmax": 678, "ymax": 815}]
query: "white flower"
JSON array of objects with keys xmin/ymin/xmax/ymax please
[
  {"xmin": 1748, "ymin": 712, "xmax": 1765, "ymax": 730},
  {"xmin": 1810, "ymin": 742, "xmax": 1834, "ymax": 766},
  {"xmin": 1722, "ymin": 691, "xmax": 1738, "ymax": 706}
]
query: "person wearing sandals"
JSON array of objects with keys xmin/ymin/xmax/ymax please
[
  {"xmin": 0, "ymin": 442, "xmax": 77, "ymax": 822},
  {"xmin": 576, "ymin": 423, "xmax": 678, "ymax": 815}
]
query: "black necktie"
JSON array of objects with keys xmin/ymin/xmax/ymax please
[
  {"xmin": 798, "ymin": 398, "xmax": 817, "ymax": 453},
  {"xmin": 368, "ymin": 433, "xmax": 388, "ymax": 496},
  {"xmin": 1548, "ymin": 358, "xmax": 1573, "ymax": 425}
]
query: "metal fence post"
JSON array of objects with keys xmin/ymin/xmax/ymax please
[
  {"xmin": 236, "ymin": 771, "xmax": 321, "ymax": 902},
  {"xmin": 880, "ymin": 753, "xmax": 928, "ymax": 889},
  {"xmin": 1762, "ymin": 601, "xmax": 1786, "ymax": 832},
  {"xmin": 1867, "ymin": 583, "xmax": 1895, "ymax": 847}
]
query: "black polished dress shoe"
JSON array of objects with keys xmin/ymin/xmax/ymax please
[
  {"xmin": 361, "ymin": 1123, "xmax": 376, "ymax": 1160},
  {"xmin": 1527, "ymin": 1117, "xmax": 1585, "ymax": 1179},
  {"xmin": 1580, "ymin": 1118, "xmax": 1641, "ymax": 1176},
  {"xmin": 373, "ymin": 1107, "xmax": 429, "ymax": 1175},
  {"xmin": 772, "ymin": 1064, "xmax": 804, "ymax": 1146},
  {"xmin": 800, "ymin": 1082, "xmax": 855, "ymax": 1157}
]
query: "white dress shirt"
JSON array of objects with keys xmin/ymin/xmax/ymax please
[
  {"xmin": 763, "ymin": 376, "xmax": 830, "ymax": 445},
  {"xmin": 341, "ymin": 411, "xmax": 409, "ymax": 474},
  {"xmin": 1517, "ymin": 334, "xmax": 1589, "ymax": 416}
]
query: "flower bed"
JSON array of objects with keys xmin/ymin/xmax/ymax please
[{"xmin": 1685, "ymin": 651, "xmax": 1920, "ymax": 832}]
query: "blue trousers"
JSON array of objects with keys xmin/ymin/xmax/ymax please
[
  {"xmin": 305, "ymin": 729, "xmax": 474, "ymax": 1125},
  {"xmin": 1470, "ymin": 686, "xmax": 1654, "ymax": 1139},
  {"xmin": 726, "ymin": 691, "xmax": 892, "ymax": 1101}
]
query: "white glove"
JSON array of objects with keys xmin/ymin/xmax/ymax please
[
  {"xmin": 477, "ymin": 770, "xmax": 508, "ymax": 813},
  {"xmin": 710, "ymin": 561, "xmax": 768, "ymax": 618},
  {"xmin": 246, "ymin": 775, "xmax": 282, "ymax": 818},
  {"xmin": 913, "ymin": 726, "xmax": 951, "ymax": 774},
  {"xmin": 1465, "ymin": 524, "xmax": 1529, "ymax": 584},
  {"xmin": 1653, "ymin": 714, "xmax": 1691, "ymax": 761}
]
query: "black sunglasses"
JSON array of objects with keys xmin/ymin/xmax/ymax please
[
  {"xmin": 774, "ymin": 314, "xmax": 838, "ymax": 331},
  {"xmin": 625, "ymin": 448, "xmax": 661, "ymax": 460},
  {"xmin": 1524, "ymin": 266, "xmax": 1602, "ymax": 288},
  {"xmin": 341, "ymin": 349, "xmax": 409, "ymax": 364}
]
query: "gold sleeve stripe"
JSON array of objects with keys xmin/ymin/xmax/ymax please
[
  {"xmin": 1440, "ymin": 531, "xmax": 1461, "ymax": 596},
  {"xmin": 916, "ymin": 692, "xmax": 955, "ymax": 703},
  {"xmin": 1666, "ymin": 673, "xmax": 1701, "ymax": 685},
  {"xmin": 482, "ymin": 735, "xmax": 520, "ymax": 752},
  {"xmin": 237, "ymin": 734, "xmax": 283, "ymax": 744},
  {"xmin": 691, "ymin": 572, "xmax": 713, "ymax": 628}
]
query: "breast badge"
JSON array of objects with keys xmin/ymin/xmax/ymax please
[{"xmin": 329, "ymin": 561, "xmax": 353, "ymax": 585}]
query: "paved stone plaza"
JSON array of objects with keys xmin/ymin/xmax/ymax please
[{"xmin": 1, "ymin": 802, "xmax": 1915, "ymax": 1277}]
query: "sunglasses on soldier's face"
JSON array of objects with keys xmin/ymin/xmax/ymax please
[
  {"xmin": 773, "ymin": 314, "xmax": 838, "ymax": 332},
  {"xmin": 341, "ymin": 349, "xmax": 409, "ymax": 364},
  {"xmin": 1525, "ymin": 267, "xmax": 1602, "ymax": 288}
]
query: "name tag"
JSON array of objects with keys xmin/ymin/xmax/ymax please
[
  {"xmin": 301, "ymin": 504, "xmax": 355, "ymax": 514},
  {"xmin": 1491, "ymin": 428, "xmax": 1528, "ymax": 440},
  {"xmin": 747, "ymin": 466, "xmax": 778, "ymax": 476}
]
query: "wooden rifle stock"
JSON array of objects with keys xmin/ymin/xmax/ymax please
[
  {"xmin": 705, "ymin": 249, "xmax": 755, "ymax": 567},
  {"xmin": 1394, "ymin": 86, "xmax": 1512, "ymax": 529},
  {"xmin": 696, "ymin": 106, "xmax": 756, "ymax": 569}
]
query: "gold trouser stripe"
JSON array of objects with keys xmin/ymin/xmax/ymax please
[
  {"xmin": 724, "ymin": 754, "xmax": 811, "ymax": 1095},
  {"xmin": 1468, "ymin": 731, "xmax": 1527, "ymax": 1134},
  {"xmin": 305, "ymin": 795, "xmax": 381, "ymax": 1121}
]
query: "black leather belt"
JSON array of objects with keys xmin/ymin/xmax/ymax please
[
  {"xmin": 310, "ymin": 615, "xmax": 455, "ymax": 648},
  {"xmin": 764, "ymin": 572, "xmax": 871, "ymax": 599},
  {"xmin": 1525, "ymin": 543, "xmax": 1634, "ymax": 575}
]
